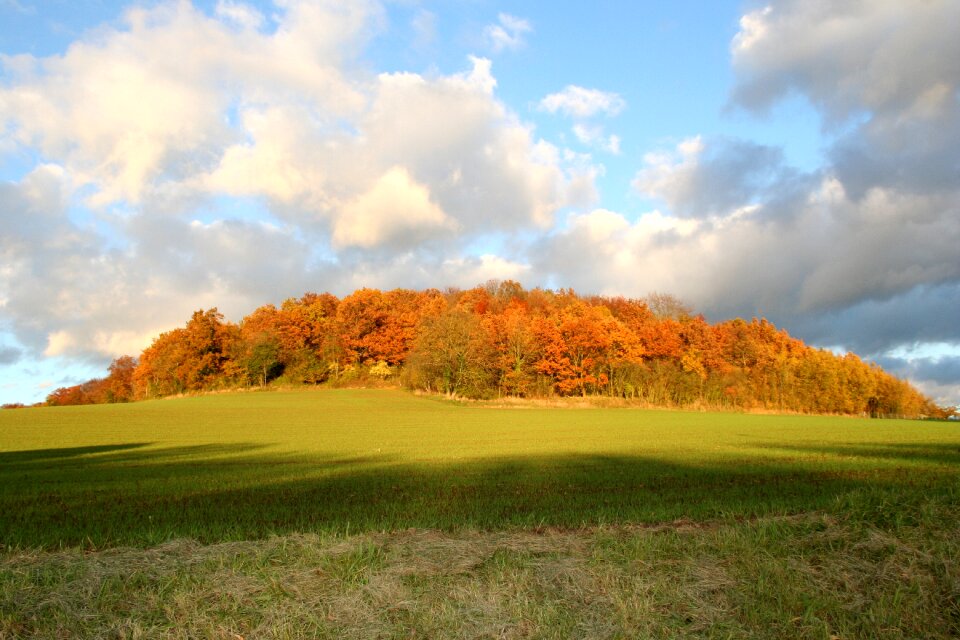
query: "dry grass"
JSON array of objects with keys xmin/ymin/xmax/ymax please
[{"xmin": 3, "ymin": 503, "xmax": 958, "ymax": 639}]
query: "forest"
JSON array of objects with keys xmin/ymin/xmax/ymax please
[{"xmin": 42, "ymin": 281, "xmax": 952, "ymax": 418}]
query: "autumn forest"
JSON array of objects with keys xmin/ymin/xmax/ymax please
[{"xmin": 41, "ymin": 281, "xmax": 950, "ymax": 418}]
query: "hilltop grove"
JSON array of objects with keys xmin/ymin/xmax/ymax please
[{"xmin": 44, "ymin": 282, "xmax": 951, "ymax": 418}]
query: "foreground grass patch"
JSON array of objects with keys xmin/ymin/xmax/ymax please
[
  {"xmin": 1, "ymin": 389, "xmax": 958, "ymax": 548},
  {"xmin": 3, "ymin": 502, "xmax": 958, "ymax": 639}
]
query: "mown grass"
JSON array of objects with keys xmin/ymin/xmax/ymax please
[
  {"xmin": 2, "ymin": 504, "xmax": 958, "ymax": 638},
  {"xmin": 1, "ymin": 388, "xmax": 957, "ymax": 549},
  {"xmin": 1, "ymin": 389, "xmax": 958, "ymax": 638}
]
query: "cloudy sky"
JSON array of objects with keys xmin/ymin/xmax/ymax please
[{"xmin": 1, "ymin": 0, "xmax": 958, "ymax": 408}]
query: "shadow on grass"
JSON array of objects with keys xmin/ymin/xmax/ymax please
[
  {"xmin": 753, "ymin": 442, "xmax": 960, "ymax": 466},
  {"xmin": 0, "ymin": 443, "xmax": 151, "ymax": 464},
  {"xmin": 1, "ymin": 441, "xmax": 958, "ymax": 549}
]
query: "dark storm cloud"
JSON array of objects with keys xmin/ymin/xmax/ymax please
[{"xmin": 876, "ymin": 355, "xmax": 960, "ymax": 387}]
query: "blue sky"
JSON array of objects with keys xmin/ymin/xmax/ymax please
[{"xmin": 1, "ymin": 0, "xmax": 959, "ymax": 408}]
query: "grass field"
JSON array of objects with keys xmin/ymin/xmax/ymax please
[{"xmin": 2, "ymin": 388, "xmax": 958, "ymax": 637}]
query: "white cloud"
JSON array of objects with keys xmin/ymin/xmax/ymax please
[
  {"xmin": 215, "ymin": 0, "xmax": 265, "ymax": 31},
  {"xmin": 201, "ymin": 54, "xmax": 572, "ymax": 240},
  {"xmin": 730, "ymin": 6, "xmax": 772, "ymax": 54},
  {"xmin": 483, "ymin": 13, "xmax": 532, "ymax": 52},
  {"xmin": 572, "ymin": 124, "xmax": 620, "ymax": 154},
  {"xmin": 540, "ymin": 86, "xmax": 626, "ymax": 156},
  {"xmin": 203, "ymin": 105, "xmax": 320, "ymax": 203},
  {"xmin": 333, "ymin": 167, "xmax": 454, "ymax": 249},
  {"xmin": 43, "ymin": 330, "xmax": 75, "ymax": 357},
  {"xmin": 355, "ymin": 57, "xmax": 569, "ymax": 233},
  {"xmin": 539, "ymin": 85, "xmax": 625, "ymax": 118},
  {"xmin": 0, "ymin": 0, "xmax": 377, "ymax": 205},
  {"xmin": 441, "ymin": 254, "xmax": 531, "ymax": 286},
  {"xmin": 634, "ymin": 137, "xmax": 704, "ymax": 204},
  {"xmin": 534, "ymin": 208, "xmax": 704, "ymax": 299}
]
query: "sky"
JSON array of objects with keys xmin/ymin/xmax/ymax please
[{"xmin": 1, "ymin": 0, "xmax": 959, "ymax": 409}]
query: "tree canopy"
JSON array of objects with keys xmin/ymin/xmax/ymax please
[{"xmin": 44, "ymin": 282, "xmax": 953, "ymax": 419}]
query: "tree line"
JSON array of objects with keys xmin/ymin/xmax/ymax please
[{"xmin": 43, "ymin": 281, "xmax": 953, "ymax": 418}]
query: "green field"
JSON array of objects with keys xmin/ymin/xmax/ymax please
[
  {"xmin": 2, "ymin": 389, "xmax": 959, "ymax": 638},
  {"xmin": 1, "ymin": 388, "xmax": 957, "ymax": 548}
]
